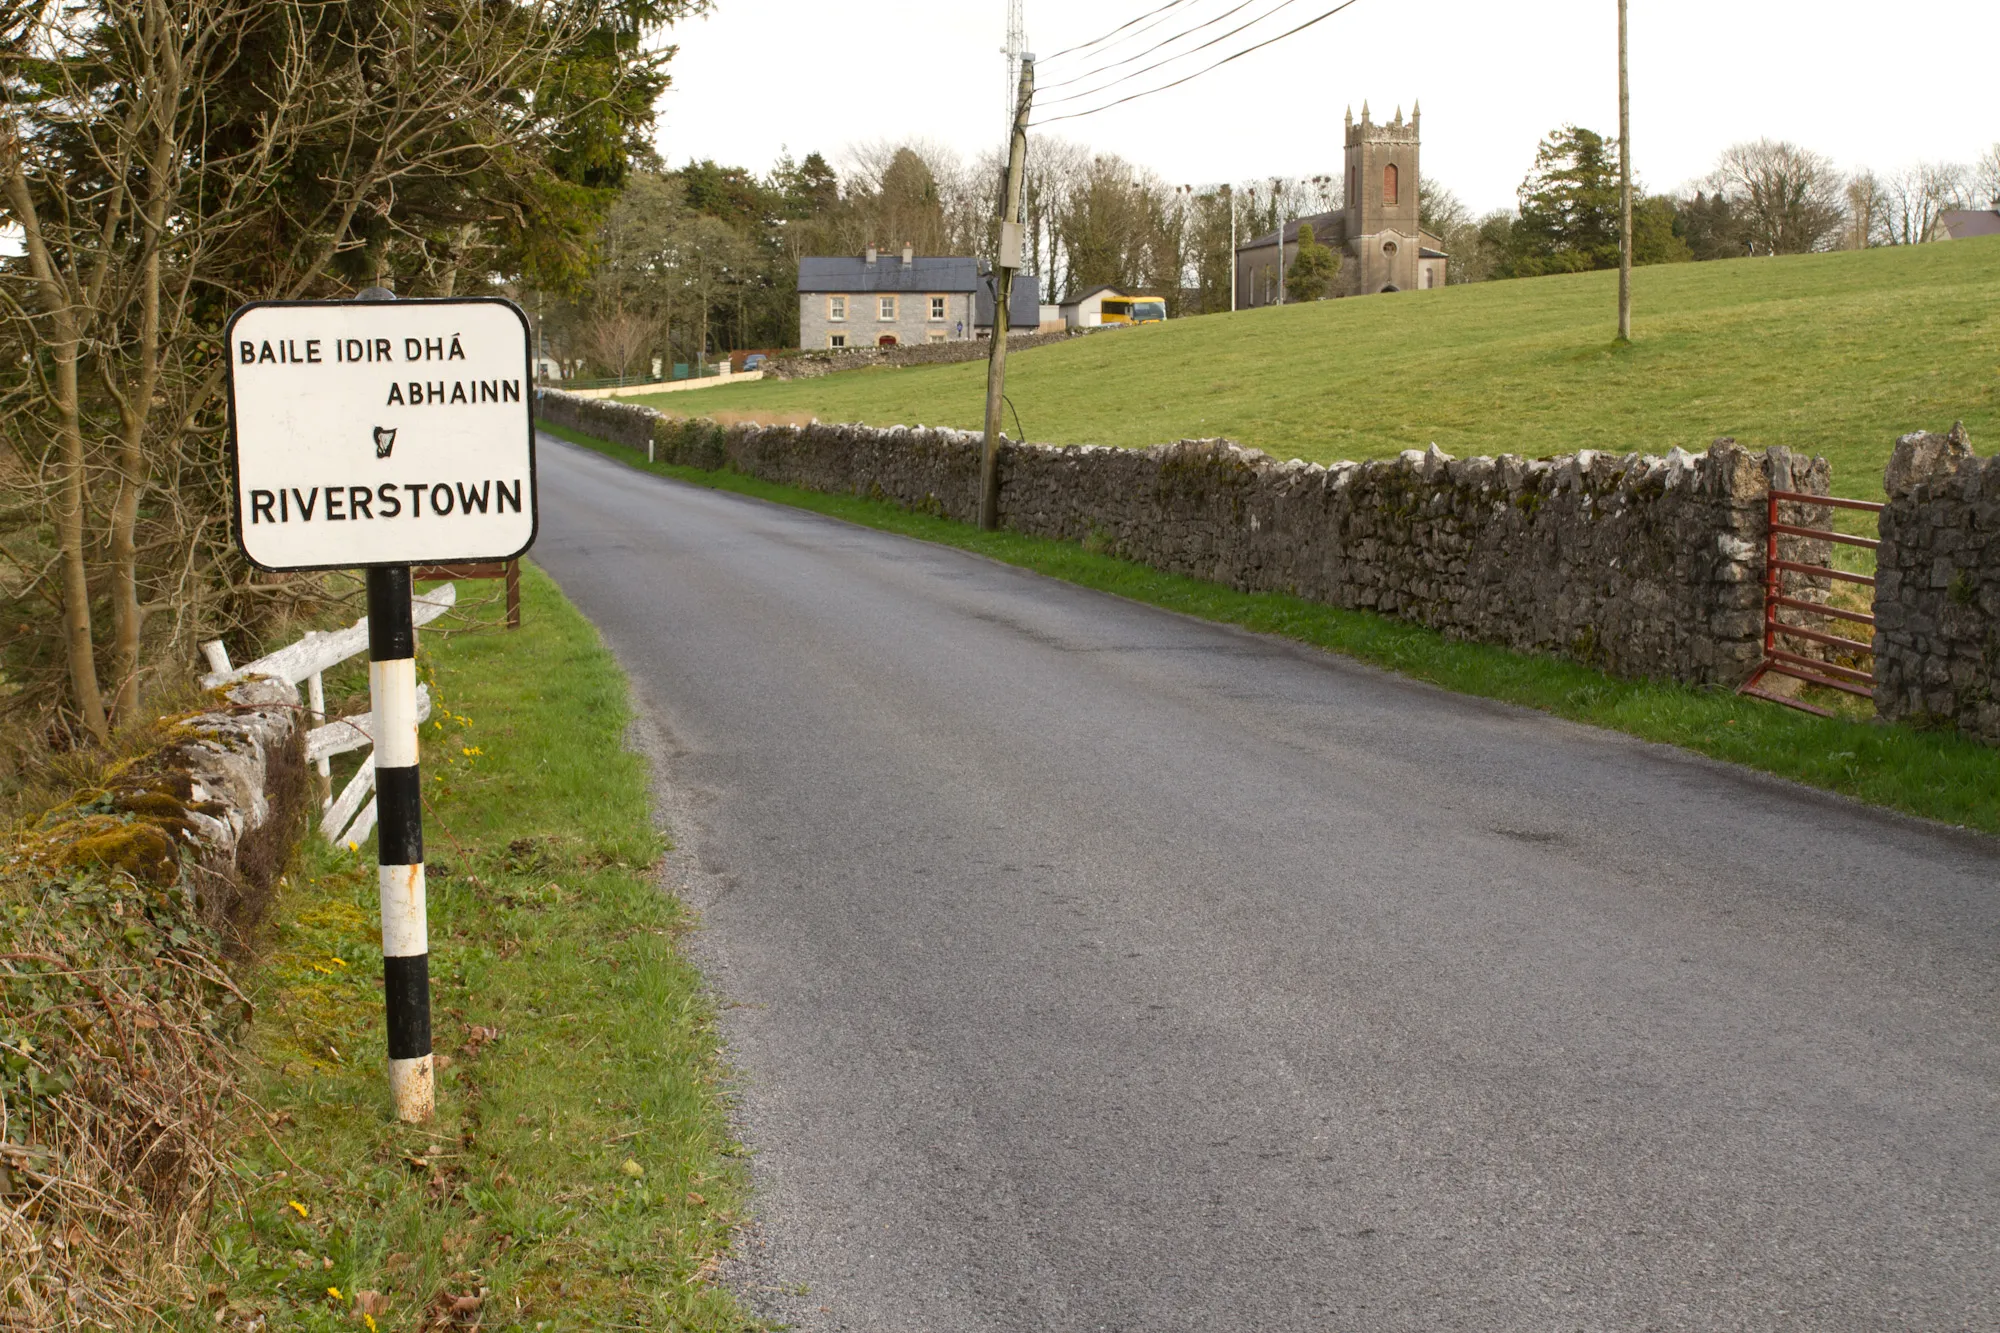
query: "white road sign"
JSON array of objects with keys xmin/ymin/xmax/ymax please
[{"xmin": 226, "ymin": 297, "xmax": 536, "ymax": 571}]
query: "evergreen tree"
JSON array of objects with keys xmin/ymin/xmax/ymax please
[
  {"xmin": 1284, "ymin": 224, "xmax": 1339, "ymax": 302},
  {"xmin": 1505, "ymin": 126, "xmax": 1623, "ymax": 276}
]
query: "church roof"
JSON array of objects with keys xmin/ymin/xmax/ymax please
[{"xmin": 1241, "ymin": 210, "xmax": 1346, "ymax": 250}]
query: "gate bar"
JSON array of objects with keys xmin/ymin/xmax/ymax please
[{"xmin": 1771, "ymin": 520, "xmax": 1880, "ymax": 550}]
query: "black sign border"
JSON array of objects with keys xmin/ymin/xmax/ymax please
[{"xmin": 223, "ymin": 295, "xmax": 540, "ymax": 574}]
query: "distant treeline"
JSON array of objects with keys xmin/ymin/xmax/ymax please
[{"xmin": 539, "ymin": 130, "xmax": 2000, "ymax": 378}]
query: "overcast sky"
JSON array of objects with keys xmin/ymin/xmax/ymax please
[{"xmin": 655, "ymin": 0, "xmax": 1999, "ymax": 216}]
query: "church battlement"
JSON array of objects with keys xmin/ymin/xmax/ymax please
[{"xmin": 1344, "ymin": 100, "xmax": 1420, "ymax": 148}]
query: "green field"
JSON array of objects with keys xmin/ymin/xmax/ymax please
[{"xmin": 633, "ymin": 238, "xmax": 2000, "ymax": 500}]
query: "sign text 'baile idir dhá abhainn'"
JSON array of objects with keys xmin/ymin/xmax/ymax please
[{"xmin": 225, "ymin": 297, "xmax": 537, "ymax": 572}]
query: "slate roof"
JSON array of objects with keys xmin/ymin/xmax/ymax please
[
  {"xmin": 798, "ymin": 255, "xmax": 980, "ymax": 294},
  {"xmin": 976, "ymin": 273, "xmax": 1043, "ymax": 330},
  {"xmin": 1936, "ymin": 209, "xmax": 2000, "ymax": 240},
  {"xmin": 1242, "ymin": 210, "xmax": 1348, "ymax": 250}
]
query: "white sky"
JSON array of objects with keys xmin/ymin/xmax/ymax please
[{"xmin": 655, "ymin": 0, "xmax": 1999, "ymax": 216}]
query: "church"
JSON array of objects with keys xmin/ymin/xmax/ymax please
[{"xmin": 1233, "ymin": 102, "xmax": 1447, "ymax": 305}]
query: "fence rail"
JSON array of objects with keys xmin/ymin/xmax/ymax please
[{"xmin": 199, "ymin": 583, "xmax": 456, "ymax": 846}]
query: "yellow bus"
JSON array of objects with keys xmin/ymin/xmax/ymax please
[{"xmin": 1099, "ymin": 296, "xmax": 1166, "ymax": 326}]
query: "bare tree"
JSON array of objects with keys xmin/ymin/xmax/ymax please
[
  {"xmin": 1883, "ymin": 161, "xmax": 1969, "ymax": 244},
  {"xmin": 839, "ymin": 139, "xmax": 986, "ymax": 257},
  {"xmin": 1, "ymin": 0, "xmax": 687, "ymax": 743},
  {"xmin": 1970, "ymin": 143, "xmax": 2000, "ymax": 208},
  {"xmin": 583, "ymin": 309, "xmax": 656, "ymax": 381},
  {"xmin": 1419, "ymin": 182, "xmax": 1490, "ymax": 282},
  {"xmin": 1709, "ymin": 139, "xmax": 1847, "ymax": 254},
  {"xmin": 1843, "ymin": 170, "xmax": 1891, "ymax": 249},
  {"xmin": 1017, "ymin": 135, "xmax": 1092, "ymax": 300}
]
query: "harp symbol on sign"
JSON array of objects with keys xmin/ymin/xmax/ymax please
[{"xmin": 372, "ymin": 427, "xmax": 397, "ymax": 459}]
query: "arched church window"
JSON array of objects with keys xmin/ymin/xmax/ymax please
[{"xmin": 1383, "ymin": 163, "xmax": 1399, "ymax": 206}]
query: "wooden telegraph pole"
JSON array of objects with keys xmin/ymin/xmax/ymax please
[
  {"xmin": 980, "ymin": 54, "xmax": 1033, "ymax": 532},
  {"xmin": 1617, "ymin": 0, "xmax": 1633, "ymax": 342}
]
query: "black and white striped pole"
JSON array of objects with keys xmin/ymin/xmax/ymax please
[
  {"xmin": 223, "ymin": 287, "xmax": 537, "ymax": 1124},
  {"xmin": 354, "ymin": 286, "xmax": 431, "ymax": 1122},
  {"xmin": 369, "ymin": 563, "xmax": 433, "ymax": 1121}
]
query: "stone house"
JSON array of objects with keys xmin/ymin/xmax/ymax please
[
  {"xmin": 798, "ymin": 247, "xmax": 981, "ymax": 350},
  {"xmin": 1234, "ymin": 102, "xmax": 1447, "ymax": 305}
]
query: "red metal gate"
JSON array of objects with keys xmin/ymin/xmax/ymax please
[{"xmin": 1737, "ymin": 489, "xmax": 1885, "ymax": 716}]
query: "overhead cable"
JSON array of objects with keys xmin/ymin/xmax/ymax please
[
  {"xmin": 1040, "ymin": 0, "xmax": 1198, "ymax": 64},
  {"xmin": 1031, "ymin": 0, "xmax": 1366, "ymax": 126},
  {"xmin": 1037, "ymin": 0, "xmax": 1313, "ymax": 107},
  {"xmin": 1040, "ymin": 0, "xmax": 1272, "ymax": 93}
]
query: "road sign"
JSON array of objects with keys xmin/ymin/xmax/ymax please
[{"xmin": 225, "ymin": 297, "xmax": 537, "ymax": 572}]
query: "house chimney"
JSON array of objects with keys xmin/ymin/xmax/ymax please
[
  {"xmin": 902, "ymin": 243, "xmax": 914, "ymax": 266},
  {"xmin": 865, "ymin": 245, "xmax": 877, "ymax": 264}
]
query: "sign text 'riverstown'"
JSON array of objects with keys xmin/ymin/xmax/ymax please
[{"xmin": 225, "ymin": 297, "xmax": 537, "ymax": 571}]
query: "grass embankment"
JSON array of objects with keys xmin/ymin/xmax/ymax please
[
  {"xmin": 187, "ymin": 564, "xmax": 754, "ymax": 1331},
  {"xmin": 545, "ymin": 419, "xmax": 2000, "ymax": 835},
  {"xmin": 632, "ymin": 238, "xmax": 2000, "ymax": 500}
]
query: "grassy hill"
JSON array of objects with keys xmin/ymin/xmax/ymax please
[{"xmin": 630, "ymin": 237, "xmax": 2000, "ymax": 500}]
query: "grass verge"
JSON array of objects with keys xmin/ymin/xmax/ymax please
[
  {"xmin": 545, "ymin": 419, "xmax": 2000, "ymax": 836},
  {"xmin": 183, "ymin": 562, "xmax": 755, "ymax": 1332}
]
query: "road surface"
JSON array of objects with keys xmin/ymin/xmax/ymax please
[{"xmin": 533, "ymin": 435, "xmax": 2000, "ymax": 1332}]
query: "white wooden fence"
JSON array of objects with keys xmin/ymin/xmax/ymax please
[{"xmin": 199, "ymin": 584, "xmax": 455, "ymax": 847}]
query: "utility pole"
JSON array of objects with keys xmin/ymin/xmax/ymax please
[
  {"xmin": 1003, "ymin": 0, "xmax": 1025, "ymax": 126},
  {"xmin": 980, "ymin": 54, "xmax": 1032, "ymax": 532},
  {"xmin": 1275, "ymin": 181, "xmax": 1286, "ymax": 305},
  {"xmin": 1617, "ymin": 0, "xmax": 1633, "ymax": 342},
  {"xmin": 1228, "ymin": 185, "xmax": 1237, "ymax": 313}
]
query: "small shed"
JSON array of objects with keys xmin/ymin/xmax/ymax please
[{"xmin": 1059, "ymin": 285, "xmax": 1125, "ymax": 329}]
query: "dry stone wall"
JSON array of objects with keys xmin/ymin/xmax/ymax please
[
  {"xmin": 766, "ymin": 328, "xmax": 1092, "ymax": 380},
  {"xmin": 1874, "ymin": 423, "xmax": 2000, "ymax": 742},
  {"xmin": 539, "ymin": 389, "xmax": 1825, "ymax": 686}
]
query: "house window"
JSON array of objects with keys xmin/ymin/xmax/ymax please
[
  {"xmin": 879, "ymin": 295, "xmax": 897, "ymax": 320},
  {"xmin": 929, "ymin": 295, "xmax": 947, "ymax": 321},
  {"xmin": 827, "ymin": 295, "xmax": 847, "ymax": 322},
  {"xmin": 828, "ymin": 333, "xmax": 847, "ymax": 348},
  {"xmin": 927, "ymin": 329, "xmax": 948, "ymax": 343},
  {"xmin": 1383, "ymin": 163, "xmax": 1399, "ymax": 206}
]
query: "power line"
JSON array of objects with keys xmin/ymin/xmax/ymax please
[
  {"xmin": 1036, "ymin": 0, "xmax": 1314, "ymax": 109},
  {"xmin": 1031, "ymin": 0, "xmax": 1366, "ymax": 126},
  {"xmin": 1041, "ymin": 0, "xmax": 1197, "ymax": 64},
  {"xmin": 1039, "ymin": 0, "xmax": 1290, "ymax": 97},
  {"xmin": 1039, "ymin": 1, "xmax": 1218, "ymax": 85}
]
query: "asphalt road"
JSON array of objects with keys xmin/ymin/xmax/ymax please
[{"xmin": 533, "ymin": 435, "xmax": 2000, "ymax": 1332}]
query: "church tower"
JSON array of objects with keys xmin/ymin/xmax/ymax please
[{"xmin": 1343, "ymin": 102, "xmax": 1422, "ymax": 294}]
